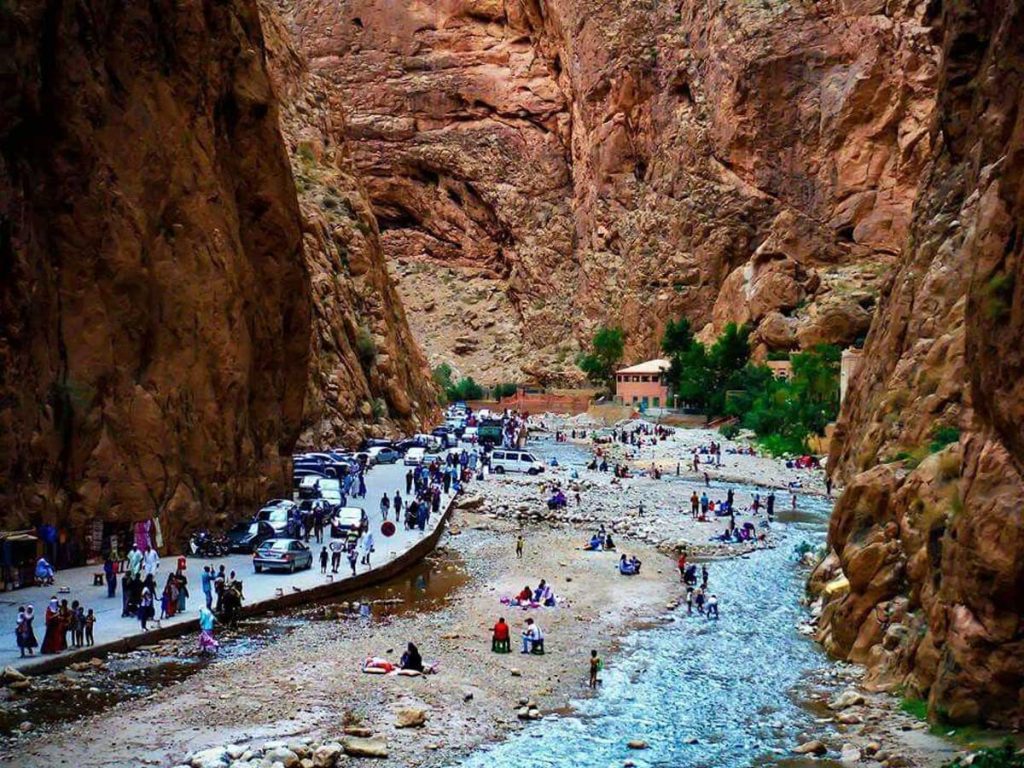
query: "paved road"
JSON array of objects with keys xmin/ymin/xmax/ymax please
[{"xmin": 0, "ymin": 457, "xmax": 457, "ymax": 670}]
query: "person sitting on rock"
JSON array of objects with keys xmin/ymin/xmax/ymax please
[
  {"xmin": 520, "ymin": 618, "xmax": 543, "ymax": 654},
  {"xmin": 585, "ymin": 534, "xmax": 603, "ymax": 551},
  {"xmin": 492, "ymin": 617, "xmax": 511, "ymax": 653}
]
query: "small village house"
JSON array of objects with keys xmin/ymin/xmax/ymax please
[{"xmin": 614, "ymin": 358, "xmax": 671, "ymax": 409}]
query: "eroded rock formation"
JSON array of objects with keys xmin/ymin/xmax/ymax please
[
  {"xmin": 816, "ymin": 0, "xmax": 1024, "ymax": 727},
  {"xmin": 260, "ymin": 0, "xmax": 438, "ymax": 447},
  {"xmin": 281, "ymin": 0, "xmax": 939, "ymax": 382},
  {"xmin": 0, "ymin": 0, "xmax": 435, "ymax": 548}
]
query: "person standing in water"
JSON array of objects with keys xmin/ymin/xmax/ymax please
[{"xmin": 589, "ymin": 650, "xmax": 601, "ymax": 689}]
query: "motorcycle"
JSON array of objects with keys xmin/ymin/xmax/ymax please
[{"xmin": 189, "ymin": 530, "xmax": 228, "ymax": 558}]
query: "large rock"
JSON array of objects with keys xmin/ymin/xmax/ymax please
[
  {"xmin": 394, "ymin": 708, "xmax": 428, "ymax": 728},
  {"xmin": 312, "ymin": 743, "xmax": 342, "ymax": 768},
  {"xmin": 189, "ymin": 747, "xmax": 230, "ymax": 768},
  {"xmin": 341, "ymin": 737, "xmax": 388, "ymax": 759}
]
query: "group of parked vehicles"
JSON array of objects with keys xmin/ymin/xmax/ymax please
[{"xmin": 187, "ymin": 403, "xmax": 542, "ymax": 574}]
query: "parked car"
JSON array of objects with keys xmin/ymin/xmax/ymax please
[
  {"xmin": 462, "ymin": 426, "xmax": 479, "ymax": 444},
  {"xmin": 394, "ymin": 437, "xmax": 425, "ymax": 454},
  {"xmin": 490, "ymin": 449, "xmax": 544, "ymax": 475},
  {"xmin": 296, "ymin": 476, "xmax": 342, "ymax": 506},
  {"xmin": 253, "ymin": 538, "xmax": 313, "ymax": 573},
  {"xmin": 225, "ymin": 520, "xmax": 276, "ymax": 553},
  {"xmin": 331, "ymin": 506, "xmax": 368, "ymax": 538},
  {"xmin": 359, "ymin": 438, "xmax": 396, "ymax": 452},
  {"xmin": 256, "ymin": 502, "xmax": 296, "ymax": 534},
  {"xmin": 367, "ymin": 446, "xmax": 401, "ymax": 464},
  {"xmin": 404, "ymin": 447, "xmax": 426, "ymax": 465}
]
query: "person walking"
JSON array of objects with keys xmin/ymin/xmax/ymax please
[
  {"xmin": 360, "ymin": 532, "xmax": 375, "ymax": 567},
  {"xmin": 103, "ymin": 556, "xmax": 117, "ymax": 598},
  {"xmin": 138, "ymin": 587, "xmax": 154, "ymax": 630},
  {"xmin": 347, "ymin": 546, "xmax": 358, "ymax": 576},
  {"xmin": 589, "ymin": 650, "xmax": 601, "ymax": 689},
  {"xmin": 143, "ymin": 545, "xmax": 160, "ymax": 579},
  {"xmin": 330, "ymin": 539, "xmax": 343, "ymax": 574},
  {"xmin": 405, "ymin": 469, "xmax": 413, "ymax": 496},
  {"xmin": 320, "ymin": 546, "xmax": 329, "ymax": 574},
  {"xmin": 198, "ymin": 606, "xmax": 219, "ymax": 655},
  {"xmin": 515, "ymin": 535, "xmax": 524, "ymax": 559},
  {"xmin": 16, "ymin": 606, "xmax": 38, "ymax": 657}
]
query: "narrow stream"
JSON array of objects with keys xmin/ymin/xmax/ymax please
[{"xmin": 456, "ymin": 492, "xmax": 836, "ymax": 768}]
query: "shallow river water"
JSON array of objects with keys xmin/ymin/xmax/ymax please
[{"xmin": 457, "ymin": 480, "xmax": 835, "ymax": 768}]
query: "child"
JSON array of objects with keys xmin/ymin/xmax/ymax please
[
  {"xmin": 589, "ymin": 649, "xmax": 601, "ymax": 689},
  {"xmin": 84, "ymin": 609, "xmax": 96, "ymax": 645},
  {"xmin": 68, "ymin": 600, "xmax": 81, "ymax": 648},
  {"xmin": 74, "ymin": 603, "xmax": 86, "ymax": 647}
]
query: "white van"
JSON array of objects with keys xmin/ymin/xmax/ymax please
[
  {"xmin": 404, "ymin": 447, "xmax": 426, "ymax": 466},
  {"xmin": 490, "ymin": 449, "xmax": 544, "ymax": 475}
]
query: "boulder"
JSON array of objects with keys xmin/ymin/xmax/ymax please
[
  {"xmin": 312, "ymin": 743, "xmax": 342, "ymax": 768},
  {"xmin": 793, "ymin": 740, "xmax": 828, "ymax": 755},
  {"xmin": 264, "ymin": 747, "xmax": 299, "ymax": 768},
  {"xmin": 190, "ymin": 747, "xmax": 230, "ymax": 768},
  {"xmin": 830, "ymin": 689, "xmax": 865, "ymax": 710},
  {"xmin": 2, "ymin": 666, "xmax": 27, "ymax": 683},
  {"xmin": 395, "ymin": 708, "xmax": 428, "ymax": 728},
  {"xmin": 341, "ymin": 737, "xmax": 388, "ymax": 758},
  {"xmin": 627, "ymin": 740, "xmax": 649, "ymax": 750},
  {"xmin": 841, "ymin": 744, "xmax": 862, "ymax": 763}
]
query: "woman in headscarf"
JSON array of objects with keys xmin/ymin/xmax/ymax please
[
  {"xmin": 138, "ymin": 586, "xmax": 154, "ymax": 630},
  {"xmin": 40, "ymin": 598, "xmax": 62, "ymax": 654},
  {"xmin": 198, "ymin": 606, "xmax": 218, "ymax": 654},
  {"xmin": 160, "ymin": 573, "xmax": 178, "ymax": 619},
  {"xmin": 400, "ymin": 642, "xmax": 424, "ymax": 672}
]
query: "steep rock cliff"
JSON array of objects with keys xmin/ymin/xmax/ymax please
[
  {"xmin": 282, "ymin": 0, "xmax": 939, "ymax": 382},
  {"xmin": 0, "ymin": 0, "xmax": 312, "ymax": 546},
  {"xmin": 260, "ymin": 0, "xmax": 438, "ymax": 446},
  {"xmin": 818, "ymin": 0, "xmax": 1024, "ymax": 727}
]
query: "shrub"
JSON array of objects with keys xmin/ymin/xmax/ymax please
[
  {"xmin": 371, "ymin": 397, "xmax": 387, "ymax": 419},
  {"xmin": 930, "ymin": 425, "xmax": 960, "ymax": 453},
  {"xmin": 355, "ymin": 326, "xmax": 376, "ymax": 366},
  {"xmin": 900, "ymin": 697, "xmax": 928, "ymax": 720},
  {"xmin": 943, "ymin": 741, "xmax": 1024, "ymax": 768},
  {"xmin": 719, "ymin": 423, "xmax": 740, "ymax": 439}
]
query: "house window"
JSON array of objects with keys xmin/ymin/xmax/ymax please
[{"xmin": 632, "ymin": 395, "xmax": 638, "ymax": 404}]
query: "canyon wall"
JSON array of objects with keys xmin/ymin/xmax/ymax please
[
  {"xmin": 0, "ymin": 0, "xmax": 435, "ymax": 550},
  {"xmin": 282, "ymin": 0, "xmax": 939, "ymax": 382},
  {"xmin": 816, "ymin": 0, "xmax": 1024, "ymax": 727},
  {"xmin": 260, "ymin": 0, "xmax": 438, "ymax": 447}
]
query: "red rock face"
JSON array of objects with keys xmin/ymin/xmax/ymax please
[
  {"xmin": 283, "ymin": 0, "xmax": 938, "ymax": 381},
  {"xmin": 260, "ymin": 0, "xmax": 439, "ymax": 446},
  {"xmin": 0, "ymin": 0, "xmax": 312, "ymax": 546},
  {"xmin": 821, "ymin": 0, "xmax": 1024, "ymax": 727}
]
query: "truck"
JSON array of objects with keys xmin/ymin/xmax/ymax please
[{"xmin": 478, "ymin": 418, "xmax": 504, "ymax": 446}]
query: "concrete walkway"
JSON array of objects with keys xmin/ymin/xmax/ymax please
[{"xmin": 0, "ymin": 458, "xmax": 459, "ymax": 672}]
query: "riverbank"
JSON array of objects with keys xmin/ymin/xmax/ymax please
[{"xmin": 4, "ymin": 515, "xmax": 679, "ymax": 767}]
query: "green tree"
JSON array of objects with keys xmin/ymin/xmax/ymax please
[
  {"xmin": 576, "ymin": 326, "xmax": 626, "ymax": 391},
  {"xmin": 661, "ymin": 317, "xmax": 696, "ymax": 389}
]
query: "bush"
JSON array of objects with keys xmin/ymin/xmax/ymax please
[
  {"xmin": 355, "ymin": 326, "xmax": 377, "ymax": 366},
  {"xmin": 493, "ymin": 382, "xmax": 518, "ymax": 399},
  {"xmin": 900, "ymin": 697, "xmax": 929, "ymax": 720},
  {"xmin": 719, "ymin": 423, "xmax": 740, "ymax": 439},
  {"xmin": 371, "ymin": 397, "xmax": 387, "ymax": 419},
  {"xmin": 943, "ymin": 742, "xmax": 1024, "ymax": 768},
  {"xmin": 930, "ymin": 425, "xmax": 960, "ymax": 453}
]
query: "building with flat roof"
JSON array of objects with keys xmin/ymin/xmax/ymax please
[{"xmin": 614, "ymin": 359, "xmax": 671, "ymax": 409}]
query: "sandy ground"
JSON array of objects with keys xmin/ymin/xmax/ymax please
[{"xmin": 6, "ymin": 516, "xmax": 680, "ymax": 768}]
